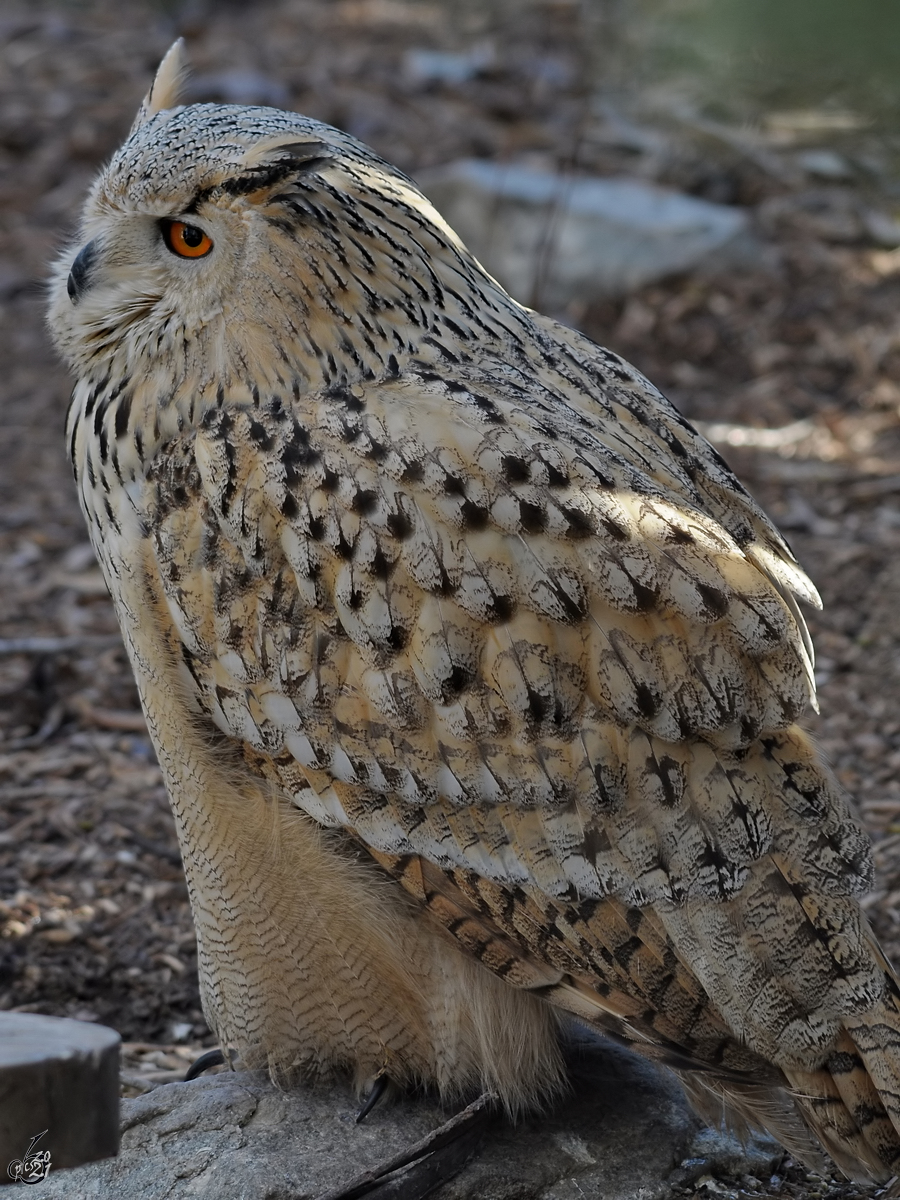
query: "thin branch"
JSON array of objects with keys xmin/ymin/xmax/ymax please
[{"xmin": 316, "ymin": 1092, "xmax": 498, "ymax": 1200}]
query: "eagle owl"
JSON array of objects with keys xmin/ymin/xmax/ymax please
[{"xmin": 48, "ymin": 42, "xmax": 900, "ymax": 1184}]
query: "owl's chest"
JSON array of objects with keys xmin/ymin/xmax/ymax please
[{"xmin": 66, "ymin": 375, "xmax": 189, "ymax": 600}]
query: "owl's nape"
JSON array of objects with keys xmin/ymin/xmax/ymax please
[{"xmin": 47, "ymin": 41, "xmax": 900, "ymax": 1186}]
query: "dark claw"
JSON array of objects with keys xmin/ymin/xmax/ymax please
[
  {"xmin": 184, "ymin": 1048, "xmax": 226, "ymax": 1081},
  {"xmin": 355, "ymin": 1072, "xmax": 390, "ymax": 1123}
]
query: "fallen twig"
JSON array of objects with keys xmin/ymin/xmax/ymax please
[
  {"xmin": 73, "ymin": 702, "xmax": 147, "ymax": 733},
  {"xmin": 316, "ymin": 1092, "xmax": 498, "ymax": 1200}
]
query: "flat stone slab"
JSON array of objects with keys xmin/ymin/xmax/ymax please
[
  {"xmin": 21, "ymin": 1037, "xmax": 781, "ymax": 1199},
  {"xmin": 418, "ymin": 159, "xmax": 754, "ymax": 308}
]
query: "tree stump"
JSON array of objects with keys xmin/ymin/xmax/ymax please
[{"xmin": 0, "ymin": 1013, "xmax": 119, "ymax": 1184}]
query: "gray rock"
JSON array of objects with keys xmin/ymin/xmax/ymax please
[
  {"xmin": 23, "ymin": 1037, "xmax": 782, "ymax": 1200},
  {"xmin": 418, "ymin": 160, "xmax": 754, "ymax": 308}
]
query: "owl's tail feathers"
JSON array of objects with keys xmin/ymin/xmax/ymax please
[
  {"xmin": 677, "ymin": 1071, "xmax": 832, "ymax": 1176},
  {"xmin": 786, "ymin": 951, "xmax": 900, "ymax": 1187},
  {"xmin": 684, "ymin": 993, "xmax": 900, "ymax": 1189},
  {"xmin": 784, "ymin": 1044, "xmax": 900, "ymax": 1185},
  {"xmin": 558, "ymin": 967, "xmax": 900, "ymax": 1188},
  {"xmin": 362, "ymin": 840, "xmax": 900, "ymax": 1185}
]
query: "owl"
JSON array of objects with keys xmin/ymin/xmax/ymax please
[{"xmin": 48, "ymin": 41, "xmax": 900, "ymax": 1185}]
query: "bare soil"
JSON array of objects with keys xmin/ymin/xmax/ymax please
[{"xmin": 3, "ymin": 2, "xmax": 900, "ymax": 1194}]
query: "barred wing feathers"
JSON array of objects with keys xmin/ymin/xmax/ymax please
[{"xmin": 143, "ymin": 349, "xmax": 900, "ymax": 1181}]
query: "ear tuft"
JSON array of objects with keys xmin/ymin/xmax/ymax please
[{"xmin": 130, "ymin": 40, "xmax": 191, "ymax": 134}]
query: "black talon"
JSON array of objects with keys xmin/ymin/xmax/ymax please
[
  {"xmin": 184, "ymin": 1048, "xmax": 226, "ymax": 1081},
  {"xmin": 355, "ymin": 1072, "xmax": 390, "ymax": 1123}
]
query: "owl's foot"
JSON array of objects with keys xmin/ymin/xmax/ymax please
[
  {"xmin": 184, "ymin": 1048, "xmax": 226, "ymax": 1081},
  {"xmin": 355, "ymin": 1071, "xmax": 391, "ymax": 1123}
]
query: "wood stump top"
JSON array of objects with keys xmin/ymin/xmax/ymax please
[{"xmin": 0, "ymin": 1013, "xmax": 120, "ymax": 1181}]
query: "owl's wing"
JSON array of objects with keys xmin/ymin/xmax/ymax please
[{"xmin": 143, "ymin": 355, "xmax": 900, "ymax": 1176}]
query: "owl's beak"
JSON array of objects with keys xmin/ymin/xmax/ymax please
[{"xmin": 67, "ymin": 240, "xmax": 99, "ymax": 305}]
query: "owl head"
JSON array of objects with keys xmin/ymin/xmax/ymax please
[{"xmin": 48, "ymin": 41, "xmax": 495, "ymax": 396}]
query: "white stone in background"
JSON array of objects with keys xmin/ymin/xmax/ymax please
[
  {"xmin": 418, "ymin": 159, "xmax": 754, "ymax": 308},
  {"xmin": 404, "ymin": 44, "xmax": 494, "ymax": 86},
  {"xmin": 863, "ymin": 208, "xmax": 900, "ymax": 247},
  {"xmin": 187, "ymin": 71, "xmax": 290, "ymax": 108},
  {"xmin": 796, "ymin": 150, "xmax": 853, "ymax": 180}
]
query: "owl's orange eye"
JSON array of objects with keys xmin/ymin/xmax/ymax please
[{"xmin": 161, "ymin": 220, "xmax": 214, "ymax": 259}]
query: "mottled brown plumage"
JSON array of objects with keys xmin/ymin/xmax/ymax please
[{"xmin": 47, "ymin": 42, "xmax": 900, "ymax": 1185}]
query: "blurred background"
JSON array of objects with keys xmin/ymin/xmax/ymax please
[{"xmin": 3, "ymin": 0, "xmax": 900, "ymax": 1145}]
